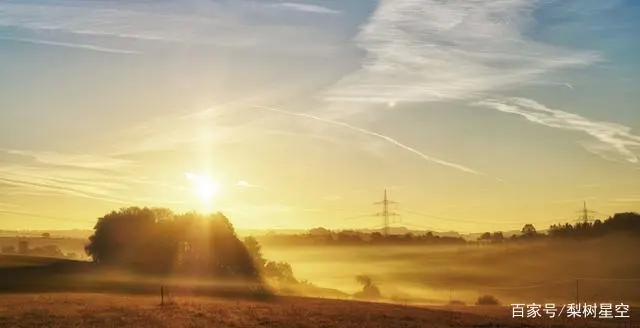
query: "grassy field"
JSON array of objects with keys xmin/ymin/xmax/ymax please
[
  {"xmin": 261, "ymin": 235, "xmax": 640, "ymax": 306},
  {"xmin": 0, "ymin": 249, "xmax": 637, "ymax": 327},
  {"xmin": 0, "ymin": 293, "xmax": 631, "ymax": 328}
]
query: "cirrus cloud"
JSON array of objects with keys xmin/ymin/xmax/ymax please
[
  {"xmin": 321, "ymin": 0, "xmax": 601, "ymax": 106},
  {"xmin": 473, "ymin": 97, "xmax": 640, "ymax": 163}
]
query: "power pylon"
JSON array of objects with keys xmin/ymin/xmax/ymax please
[
  {"xmin": 374, "ymin": 189, "xmax": 400, "ymax": 236},
  {"xmin": 576, "ymin": 201, "xmax": 597, "ymax": 224}
]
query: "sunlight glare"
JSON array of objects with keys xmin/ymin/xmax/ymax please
[{"xmin": 185, "ymin": 173, "xmax": 220, "ymax": 209}]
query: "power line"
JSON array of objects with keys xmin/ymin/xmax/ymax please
[
  {"xmin": 575, "ymin": 200, "xmax": 598, "ymax": 224},
  {"xmin": 397, "ymin": 208, "xmax": 590, "ymax": 227},
  {"xmin": 341, "ymin": 213, "xmax": 377, "ymax": 221},
  {"xmin": 374, "ymin": 189, "xmax": 400, "ymax": 236}
]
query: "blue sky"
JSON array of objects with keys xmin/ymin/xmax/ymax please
[{"xmin": 0, "ymin": 0, "xmax": 639, "ymax": 232}]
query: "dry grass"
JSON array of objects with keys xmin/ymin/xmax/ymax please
[{"xmin": 0, "ymin": 293, "xmax": 632, "ymax": 328}]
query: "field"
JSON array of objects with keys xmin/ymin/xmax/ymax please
[
  {"xmin": 0, "ymin": 293, "xmax": 630, "ymax": 328},
  {"xmin": 260, "ymin": 235, "xmax": 640, "ymax": 306},
  {"xmin": 0, "ymin": 236, "xmax": 638, "ymax": 328}
]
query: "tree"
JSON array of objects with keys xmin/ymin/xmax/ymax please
[
  {"xmin": 478, "ymin": 232, "xmax": 492, "ymax": 241},
  {"xmin": 354, "ymin": 275, "xmax": 381, "ymax": 300},
  {"xmin": 476, "ymin": 294, "xmax": 500, "ymax": 306},
  {"xmin": 264, "ymin": 261, "xmax": 297, "ymax": 285},
  {"xmin": 84, "ymin": 207, "xmax": 262, "ymax": 281},
  {"xmin": 308, "ymin": 227, "xmax": 331, "ymax": 236},
  {"xmin": 244, "ymin": 236, "xmax": 266, "ymax": 268},
  {"xmin": 492, "ymin": 231, "xmax": 504, "ymax": 240},
  {"xmin": 521, "ymin": 224, "xmax": 537, "ymax": 237},
  {"xmin": 85, "ymin": 207, "xmax": 160, "ymax": 267}
]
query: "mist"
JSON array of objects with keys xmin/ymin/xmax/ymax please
[{"xmin": 260, "ymin": 234, "xmax": 640, "ymax": 306}]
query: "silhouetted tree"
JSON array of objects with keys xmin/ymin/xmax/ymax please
[
  {"xmin": 521, "ymin": 224, "xmax": 537, "ymax": 237},
  {"xmin": 244, "ymin": 236, "xmax": 266, "ymax": 268},
  {"xmin": 478, "ymin": 232, "xmax": 492, "ymax": 242},
  {"xmin": 546, "ymin": 212, "xmax": 640, "ymax": 240},
  {"xmin": 264, "ymin": 261, "xmax": 298, "ymax": 285},
  {"xmin": 308, "ymin": 227, "xmax": 331, "ymax": 236},
  {"xmin": 354, "ymin": 275, "xmax": 381, "ymax": 300},
  {"xmin": 476, "ymin": 294, "xmax": 500, "ymax": 305},
  {"xmin": 85, "ymin": 207, "xmax": 154, "ymax": 265},
  {"xmin": 85, "ymin": 207, "xmax": 261, "ymax": 281}
]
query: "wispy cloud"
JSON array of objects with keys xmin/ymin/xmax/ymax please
[
  {"xmin": 270, "ymin": 3, "xmax": 341, "ymax": 15},
  {"xmin": 236, "ymin": 180, "xmax": 264, "ymax": 189},
  {"xmin": 5, "ymin": 150, "xmax": 136, "ymax": 171},
  {"xmin": 0, "ymin": 167, "xmax": 131, "ymax": 204},
  {"xmin": 322, "ymin": 0, "xmax": 600, "ymax": 106},
  {"xmin": 0, "ymin": 209, "xmax": 95, "ymax": 224},
  {"xmin": 0, "ymin": 1, "xmax": 340, "ymax": 54},
  {"xmin": 222, "ymin": 204, "xmax": 320, "ymax": 216},
  {"xmin": 324, "ymin": 195, "xmax": 342, "ymax": 202},
  {"xmin": 550, "ymin": 197, "xmax": 597, "ymax": 205},
  {"xmin": 473, "ymin": 97, "xmax": 640, "ymax": 163},
  {"xmin": 0, "ymin": 36, "xmax": 140, "ymax": 54},
  {"xmin": 260, "ymin": 129, "xmax": 341, "ymax": 144},
  {"xmin": 0, "ymin": 202, "xmax": 19, "ymax": 210},
  {"xmin": 0, "ymin": 152, "xmax": 184, "ymax": 205},
  {"xmin": 108, "ymin": 80, "xmax": 332, "ymax": 156},
  {"xmin": 611, "ymin": 197, "xmax": 640, "ymax": 204},
  {"xmin": 251, "ymin": 105, "xmax": 505, "ymax": 182}
]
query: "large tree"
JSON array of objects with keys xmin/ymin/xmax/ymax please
[{"xmin": 85, "ymin": 207, "xmax": 261, "ymax": 281}]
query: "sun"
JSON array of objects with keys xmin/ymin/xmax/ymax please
[{"xmin": 185, "ymin": 173, "xmax": 220, "ymax": 208}]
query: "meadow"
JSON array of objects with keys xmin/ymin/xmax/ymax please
[
  {"xmin": 0, "ymin": 293, "xmax": 628, "ymax": 328},
  {"xmin": 2, "ymin": 233, "xmax": 639, "ymax": 306},
  {"xmin": 259, "ymin": 234, "xmax": 640, "ymax": 306},
  {"xmin": 0, "ymin": 233, "xmax": 637, "ymax": 327}
]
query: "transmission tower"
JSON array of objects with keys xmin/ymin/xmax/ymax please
[
  {"xmin": 576, "ymin": 200, "xmax": 597, "ymax": 224},
  {"xmin": 374, "ymin": 189, "xmax": 400, "ymax": 236}
]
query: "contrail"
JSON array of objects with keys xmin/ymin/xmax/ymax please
[
  {"xmin": 251, "ymin": 105, "xmax": 504, "ymax": 182},
  {"xmin": 0, "ymin": 37, "xmax": 141, "ymax": 55}
]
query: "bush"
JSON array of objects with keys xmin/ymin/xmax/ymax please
[
  {"xmin": 448, "ymin": 300, "xmax": 466, "ymax": 306},
  {"xmin": 353, "ymin": 275, "xmax": 382, "ymax": 300},
  {"xmin": 476, "ymin": 294, "xmax": 500, "ymax": 306}
]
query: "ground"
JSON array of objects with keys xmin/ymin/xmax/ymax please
[{"xmin": 0, "ymin": 293, "xmax": 631, "ymax": 328}]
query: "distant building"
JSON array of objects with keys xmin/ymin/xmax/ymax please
[{"xmin": 18, "ymin": 240, "xmax": 29, "ymax": 254}]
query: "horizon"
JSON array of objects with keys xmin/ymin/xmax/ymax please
[{"xmin": 1, "ymin": 0, "xmax": 639, "ymax": 233}]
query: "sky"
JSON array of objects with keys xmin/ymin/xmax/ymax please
[{"xmin": 0, "ymin": 0, "xmax": 639, "ymax": 233}]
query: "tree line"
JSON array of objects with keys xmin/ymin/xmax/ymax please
[
  {"xmin": 478, "ymin": 212, "xmax": 640, "ymax": 243},
  {"xmin": 254, "ymin": 212, "xmax": 640, "ymax": 245},
  {"xmin": 77, "ymin": 207, "xmax": 639, "ymax": 299},
  {"xmin": 257, "ymin": 227, "xmax": 467, "ymax": 246},
  {"xmin": 81, "ymin": 208, "xmax": 639, "ymax": 276}
]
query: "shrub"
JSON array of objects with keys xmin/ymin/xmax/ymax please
[{"xmin": 476, "ymin": 294, "xmax": 500, "ymax": 306}]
